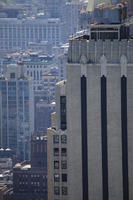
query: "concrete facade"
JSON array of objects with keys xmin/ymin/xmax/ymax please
[
  {"xmin": 66, "ymin": 37, "xmax": 133, "ymax": 200},
  {"xmin": 48, "ymin": 23, "xmax": 133, "ymax": 200},
  {"xmin": 47, "ymin": 81, "xmax": 68, "ymax": 200}
]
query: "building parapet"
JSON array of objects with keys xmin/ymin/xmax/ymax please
[{"xmin": 68, "ymin": 38, "xmax": 133, "ymax": 64}]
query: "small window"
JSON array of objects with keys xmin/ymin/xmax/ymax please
[
  {"xmin": 62, "ymin": 174, "xmax": 67, "ymax": 182},
  {"xmin": 61, "ymin": 160, "xmax": 67, "ymax": 169},
  {"xmin": 53, "ymin": 135, "xmax": 59, "ymax": 144},
  {"xmin": 54, "ymin": 148, "xmax": 59, "ymax": 156},
  {"xmin": 60, "ymin": 96, "xmax": 67, "ymax": 130},
  {"xmin": 10, "ymin": 72, "xmax": 15, "ymax": 79},
  {"xmin": 54, "ymin": 186, "xmax": 60, "ymax": 195},
  {"xmin": 61, "ymin": 135, "xmax": 67, "ymax": 144},
  {"xmin": 61, "ymin": 148, "xmax": 67, "ymax": 156},
  {"xmin": 62, "ymin": 186, "xmax": 67, "ymax": 195},
  {"xmin": 54, "ymin": 161, "xmax": 59, "ymax": 169},
  {"xmin": 54, "ymin": 174, "xmax": 60, "ymax": 182}
]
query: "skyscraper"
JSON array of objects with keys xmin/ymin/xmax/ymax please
[
  {"xmin": 0, "ymin": 64, "xmax": 34, "ymax": 161},
  {"xmin": 66, "ymin": 24, "xmax": 133, "ymax": 200},
  {"xmin": 48, "ymin": 22, "xmax": 133, "ymax": 200}
]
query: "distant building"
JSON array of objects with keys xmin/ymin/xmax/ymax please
[
  {"xmin": 128, "ymin": 0, "xmax": 133, "ymax": 16},
  {"xmin": 0, "ymin": 17, "xmax": 61, "ymax": 52},
  {"xmin": 13, "ymin": 135, "xmax": 47, "ymax": 200},
  {"xmin": 65, "ymin": 1, "xmax": 81, "ymax": 38},
  {"xmin": 0, "ymin": 158, "xmax": 12, "ymax": 173},
  {"xmin": 0, "ymin": 63, "xmax": 34, "ymax": 161},
  {"xmin": 0, "ymin": 6, "xmax": 24, "ymax": 18},
  {"xmin": 28, "ymin": 41, "xmax": 52, "ymax": 54},
  {"xmin": 44, "ymin": 0, "xmax": 67, "ymax": 19},
  {"xmin": 35, "ymin": 99, "xmax": 55, "ymax": 133},
  {"xmin": 23, "ymin": 53, "xmax": 54, "ymax": 92},
  {"xmin": 31, "ymin": 134, "xmax": 47, "ymax": 170},
  {"xmin": 0, "ymin": 169, "xmax": 13, "ymax": 200},
  {"xmin": 2, "ymin": 52, "xmax": 58, "ymax": 135}
]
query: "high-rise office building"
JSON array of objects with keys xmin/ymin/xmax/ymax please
[
  {"xmin": 0, "ymin": 17, "xmax": 61, "ymax": 52},
  {"xmin": 65, "ymin": 1, "xmax": 81, "ymax": 38},
  {"xmin": 44, "ymin": 0, "xmax": 67, "ymax": 19},
  {"xmin": 0, "ymin": 64, "xmax": 34, "ymax": 161},
  {"xmin": 48, "ymin": 22, "xmax": 133, "ymax": 200},
  {"xmin": 66, "ymin": 24, "xmax": 133, "ymax": 200}
]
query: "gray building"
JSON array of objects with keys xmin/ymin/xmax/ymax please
[
  {"xmin": 65, "ymin": 1, "xmax": 81, "ymax": 38},
  {"xmin": 47, "ymin": 81, "xmax": 67, "ymax": 200},
  {"xmin": 0, "ymin": 64, "xmax": 34, "ymax": 161},
  {"xmin": 0, "ymin": 17, "xmax": 61, "ymax": 52},
  {"xmin": 13, "ymin": 135, "xmax": 47, "ymax": 200},
  {"xmin": 128, "ymin": 0, "xmax": 133, "ymax": 16},
  {"xmin": 48, "ymin": 22, "xmax": 133, "ymax": 200},
  {"xmin": 66, "ymin": 23, "xmax": 133, "ymax": 200}
]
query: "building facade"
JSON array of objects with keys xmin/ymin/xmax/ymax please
[
  {"xmin": 0, "ymin": 64, "xmax": 34, "ymax": 161},
  {"xmin": 48, "ymin": 23, "xmax": 133, "ymax": 200},
  {"xmin": 47, "ymin": 81, "xmax": 68, "ymax": 200},
  {"xmin": 66, "ymin": 25, "xmax": 133, "ymax": 200},
  {"xmin": 0, "ymin": 17, "xmax": 61, "ymax": 52},
  {"xmin": 13, "ymin": 135, "xmax": 47, "ymax": 200}
]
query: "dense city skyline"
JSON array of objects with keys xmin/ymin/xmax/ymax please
[{"xmin": 0, "ymin": 0, "xmax": 133, "ymax": 200}]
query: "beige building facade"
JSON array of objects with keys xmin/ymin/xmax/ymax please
[
  {"xmin": 47, "ymin": 81, "xmax": 68, "ymax": 200},
  {"xmin": 48, "ymin": 24, "xmax": 133, "ymax": 200},
  {"xmin": 66, "ymin": 35, "xmax": 133, "ymax": 200}
]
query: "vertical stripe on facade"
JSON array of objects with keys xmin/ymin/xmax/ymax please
[
  {"xmin": 121, "ymin": 75, "xmax": 129, "ymax": 200},
  {"xmin": 101, "ymin": 75, "xmax": 108, "ymax": 200},
  {"xmin": 81, "ymin": 75, "xmax": 88, "ymax": 200}
]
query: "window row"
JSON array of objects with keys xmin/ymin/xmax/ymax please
[
  {"xmin": 54, "ymin": 173, "xmax": 67, "ymax": 182},
  {"xmin": 53, "ymin": 135, "xmax": 67, "ymax": 144},
  {"xmin": 54, "ymin": 148, "xmax": 67, "ymax": 156},
  {"xmin": 54, "ymin": 186, "xmax": 67, "ymax": 195},
  {"xmin": 54, "ymin": 160, "xmax": 67, "ymax": 169}
]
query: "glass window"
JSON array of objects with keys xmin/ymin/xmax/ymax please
[
  {"xmin": 62, "ymin": 174, "xmax": 67, "ymax": 182},
  {"xmin": 53, "ymin": 135, "xmax": 59, "ymax": 144},
  {"xmin": 54, "ymin": 174, "xmax": 60, "ymax": 182},
  {"xmin": 54, "ymin": 148, "xmax": 59, "ymax": 156},
  {"xmin": 62, "ymin": 186, "xmax": 67, "ymax": 195},
  {"xmin": 54, "ymin": 186, "xmax": 60, "ymax": 195},
  {"xmin": 10, "ymin": 72, "xmax": 15, "ymax": 79},
  {"xmin": 61, "ymin": 135, "xmax": 67, "ymax": 144},
  {"xmin": 61, "ymin": 160, "xmax": 67, "ymax": 169},
  {"xmin": 60, "ymin": 96, "xmax": 67, "ymax": 130},
  {"xmin": 54, "ymin": 161, "xmax": 59, "ymax": 169},
  {"xmin": 61, "ymin": 148, "xmax": 67, "ymax": 156}
]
